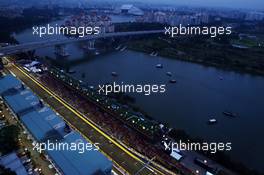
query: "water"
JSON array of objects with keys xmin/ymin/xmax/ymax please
[
  {"xmin": 14, "ymin": 17, "xmax": 264, "ymax": 173},
  {"xmin": 13, "ymin": 14, "xmax": 135, "ymax": 59}
]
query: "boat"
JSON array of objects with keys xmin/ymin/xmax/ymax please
[
  {"xmin": 94, "ymin": 51, "xmax": 100, "ymax": 55},
  {"xmin": 67, "ymin": 70, "xmax": 76, "ymax": 74},
  {"xmin": 150, "ymin": 52, "xmax": 158, "ymax": 56},
  {"xmin": 156, "ymin": 64, "xmax": 163, "ymax": 68},
  {"xmin": 111, "ymin": 72, "xmax": 118, "ymax": 77},
  {"xmin": 169, "ymin": 79, "xmax": 177, "ymax": 83},
  {"xmin": 120, "ymin": 46, "xmax": 127, "ymax": 51},
  {"xmin": 166, "ymin": 72, "xmax": 172, "ymax": 76},
  {"xmin": 223, "ymin": 111, "xmax": 238, "ymax": 117},
  {"xmin": 219, "ymin": 76, "xmax": 223, "ymax": 80},
  {"xmin": 115, "ymin": 45, "xmax": 121, "ymax": 50},
  {"xmin": 208, "ymin": 118, "xmax": 217, "ymax": 125}
]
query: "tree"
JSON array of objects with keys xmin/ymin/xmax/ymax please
[{"xmin": 0, "ymin": 125, "xmax": 20, "ymax": 154}]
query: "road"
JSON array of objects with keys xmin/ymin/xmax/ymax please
[{"xmin": 5, "ymin": 62, "xmax": 175, "ymax": 175}]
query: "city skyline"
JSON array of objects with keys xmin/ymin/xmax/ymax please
[
  {"xmin": 122, "ymin": 0, "xmax": 264, "ymax": 10},
  {"xmin": 95, "ymin": 0, "xmax": 264, "ymax": 10},
  {"xmin": 0, "ymin": 0, "xmax": 264, "ymax": 10}
]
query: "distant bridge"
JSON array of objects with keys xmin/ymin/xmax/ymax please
[{"xmin": 0, "ymin": 30, "xmax": 164, "ymax": 56}]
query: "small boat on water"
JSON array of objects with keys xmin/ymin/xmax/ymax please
[
  {"xmin": 94, "ymin": 51, "xmax": 100, "ymax": 55},
  {"xmin": 115, "ymin": 45, "xmax": 121, "ymax": 50},
  {"xmin": 208, "ymin": 118, "xmax": 217, "ymax": 125},
  {"xmin": 68, "ymin": 70, "xmax": 76, "ymax": 74},
  {"xmin": 156, "ymin": 64, "xmax": 163, "ymax": 68},
  {"xmin": 111, "ymin": 72, "xmax": 118, "ymax": 77},
  {"xmin": 169, "ymin": 79, "xmax": 177, "ymax": 83},
  {"xmin": 223, "ymin": 111, "xmax": 238, "ymax": 117},
  {"xmin": 153, "ymin": 52, "xmax": 158, "ymax": 56},
  {"xmin": 150, "ymin": 52, "xmax": 158, "ymax": 56},
  {"xmin": 166, "ymin": 72, "xmax": 172, "ymax": 76},
  {"xmin": 120, "ymin": 46, "xmax": 127, "ymax": 51}
]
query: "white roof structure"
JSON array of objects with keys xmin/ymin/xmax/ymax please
[
  {"xmin": 25, "ymin": 61, "xmax": 40, "ymax": 68},
  {"xmin": 120, "ymin": 4, "xmax": 144, "ymax": 16},
  {"xmin": 170, "ymin": 150, "xmax": 182, "ymax": 161},
  {"xmin": 121, "ymin": 4, "xmax": 133, "ymax": 10}
]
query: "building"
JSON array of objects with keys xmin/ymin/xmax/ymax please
[
  {"xmin": 137, "ymin": 11, "xmax": 209, "ymax": 26},
  {"xmin": 64, "ymin": 13, "xmax": 115, "ymax": 34},
  {"xmin": 0, "ymin": 75, "xmax": 112, "ymax": 175},
  {"xmin": 245, "ymin": 12, "xmax": 264, "ymax": 21},
  {"xmin": 0, "ymin": 152, "xmax": 28, "ymax": 175},
  {"xmin": 154, "ymin": 11, "xmax": 167, "ymax": 24},
  {"xmin": 0, "ymin": 8, "xmax": 22, "ymax": 18},
  {"xmin": 120, "ymin": 4, "xmax": 144, "ymax": 16}
]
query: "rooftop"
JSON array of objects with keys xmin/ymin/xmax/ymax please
[
  {"xmin": 47, "ymin": 132, "xmax": 112, "ymax": 175},
  {"xmin": 0, "ymin": 74, "xmax": 112, "ymax": 175},
  {"xmin": 0, "ymin": 152, "xmax": 28, "ymax": 175}
]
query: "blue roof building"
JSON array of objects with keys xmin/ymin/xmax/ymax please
[
  {"xmin": 20, "ymin": 107, "xmax": 66, "ymax": 141},
  {"xmin": 0, "ymin": 74, "xmax": 21, "ymax": 95},
  {"xmin": 47, "ymin": 132, "xmax": 112, "ymax": 175},
  {"xmin": 0, "ymin": 152, "xmax": 28, "ymax": 175},
  {"xmin": 0, "ymin": 75, "xmax": 112, "ymax": 175},
  {"xmin": 4, "ymin": 89, "xmax": 39, "ymax": 116}
]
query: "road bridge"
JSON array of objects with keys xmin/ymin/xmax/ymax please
[{"xmin": 0, "ymin": 30, "xmax": 164, "ymax": 56}]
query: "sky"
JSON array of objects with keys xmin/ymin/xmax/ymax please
[
  {"xmin": 118, "ymin": 0, "xmax": 264, "ymax": 10},
  {"xmin": 0, "ymin": 0, "xmax": 263, "ymax": 10}
]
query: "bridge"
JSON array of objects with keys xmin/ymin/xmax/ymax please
[{"xmin": 0, "ymin": 30, "xmax": 164, "ymax": 56}]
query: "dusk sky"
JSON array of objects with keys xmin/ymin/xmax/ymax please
[{"xmin": 119, "ymin": 0, "xmax": 264, "ymax": 10}]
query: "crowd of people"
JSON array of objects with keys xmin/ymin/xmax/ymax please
[{"xmin": 39, "ymin": 73, "xmax": 194, "ymax": 175}]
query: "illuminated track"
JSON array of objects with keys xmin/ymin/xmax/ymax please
[{"xmin": 6, "ymin": 62, "xmax": 177, "ymax": 175}]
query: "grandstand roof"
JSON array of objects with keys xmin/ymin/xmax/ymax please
[
  {"xmin": 0, "ymin": 74, "xmax": 21, "ymax": 95},
  {"xmin": 21, "ymin": 107, "xmax": 65, "ymax": 141},
  {"xmin": 0, "ymin": 74, "xmax": 112, "ymax": 175},
  {"xmin": 0, "ymin": 152, "xmax": 28, "ymax": 175},
  {"xmin": 47, "ymin": 132, "xmax": 112, "ymax": 175},
  {"xmin": 3, "ymin": 89, "xmax": 39, "ymax": 115}
]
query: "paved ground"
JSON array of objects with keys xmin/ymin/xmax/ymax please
[{"xmin": 5, "ymin": 63, "xmax": 171, "ymax": 175}]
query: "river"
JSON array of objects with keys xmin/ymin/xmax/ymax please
[{"xmin": 13, "ymin": 15, "xmax": 264, "ymax": 173}]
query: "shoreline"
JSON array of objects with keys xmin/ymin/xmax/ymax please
[{"xmin": 126, "ymin": 41, "xmax": 264, "ymax": 77}]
